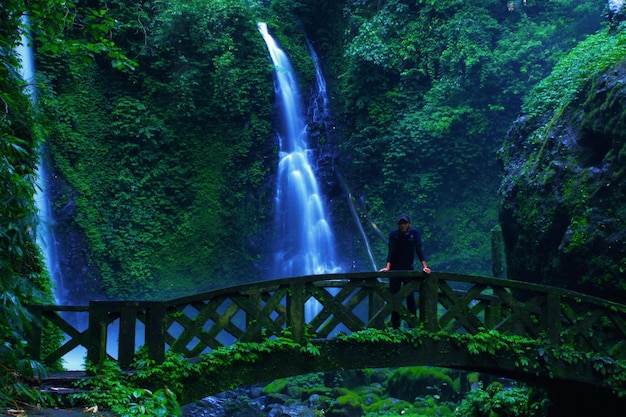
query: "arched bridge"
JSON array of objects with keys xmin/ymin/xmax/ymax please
[{"xmin": 27, "ymin": 272, "xmax": 626, "ymax": 406}]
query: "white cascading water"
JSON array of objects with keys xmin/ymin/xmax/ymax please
[
  {"xmin": 16, "ymin": 17, "xmax": 67, "ymax": 304},
  {"xmin": 15, "ymin": 15, "xmax": 57, "ymax": 293},
  {"xmin": 16, "ymin": 15, "xmax": 88, "ymax": 370},
  {"xmin": 258, "ymin": 23, "xmax": 340, "ymax": 280},
  {"xmin": 609, "ymin": 0, "xmax": 624, "ymax": 14},
  {"xmin": 308, "ymin": 40, "xmax": 331, "ymax": 129}
]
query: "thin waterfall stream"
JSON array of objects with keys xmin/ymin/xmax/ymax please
[
  {"xmin": 16, "ymin": 16, "xmax": 60, "ymax": 298},
  {"xmin": 306, "ymin": 38, "xmax": 378, "ymax": 272},
  {"xmin": 16, "ymin": 17, "xmax": 117, "ymax": 371}
]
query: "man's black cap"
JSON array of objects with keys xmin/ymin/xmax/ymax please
[{"xmin": 397, "ymin": 214, "xmax": 411, "ymax": 224}]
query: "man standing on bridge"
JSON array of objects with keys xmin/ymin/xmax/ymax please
[{"xmin": 379, "ymin": 214, "xmax": 431, "ymax": 329}]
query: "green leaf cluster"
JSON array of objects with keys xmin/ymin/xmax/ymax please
[
  {"xmin": 1, "ymin": 7, "xmax": 48, "ymax": 413},
  {"xmin": 523, "ymin": 27, "xmax": 626, "ymax": 122},
  {"xmin": 70, "ymin": 359, "xmax": 182, "ymax": 417},
  {"xmin": 454, "ymin": 384, "xmax": 540, "ymax": 417}
]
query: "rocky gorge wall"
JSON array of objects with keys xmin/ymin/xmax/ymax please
[{"xmin": 499, "ymin": 60, "xmax": 626, "ymax": 302}]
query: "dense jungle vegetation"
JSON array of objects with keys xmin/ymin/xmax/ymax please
[
  {"xmin": 19, "ymin": 0, "xmax": 613, "ymax": 300},
  {"xmin": 2, "ymin": 0, "xmax": 626, "ymax": 414}
]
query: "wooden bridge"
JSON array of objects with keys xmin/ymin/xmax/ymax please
[{"xmin": 27, "ymin": 272, "xmax": 626, "ymax": 407}]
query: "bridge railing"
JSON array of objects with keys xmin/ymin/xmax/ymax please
[{"xmin": 27, "ymin": 272, "xmax": 626, "ymax": 369}]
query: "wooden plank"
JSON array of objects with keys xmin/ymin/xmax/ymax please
[
  {"xmin": 438, "ymin": 282, "xmax": 488, "ymax": 333},
  {"xmin": 240, "ymin": 287, "xmax": 289, "ymax": 341},
  {"xmin": 308, "ymin": 284, "xmax": 369, "ymax": 336},
  {"xmin": 491, "ymin": 287, "xmax": 543, "ymax": 337}
]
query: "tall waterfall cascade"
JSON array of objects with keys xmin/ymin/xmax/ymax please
[
  {"xmin": 258, "ymin": 22, "xmax": 341, "ymax": 279},
  {"xmin": 16, "ymin": 16, "xmax": 90, "ymax": 370},
  {"xmin": 16, "ymin": 16, "xmax": 66, "ymax": 303}
]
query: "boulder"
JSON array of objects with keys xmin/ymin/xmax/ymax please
[{"xmin": 498, "ymin": 61, "xmax": 626, "ymax": 301}]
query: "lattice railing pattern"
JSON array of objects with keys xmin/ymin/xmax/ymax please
[{"xmin": 27, "ymin": 272, "xmax": 626, "ymax": 369}]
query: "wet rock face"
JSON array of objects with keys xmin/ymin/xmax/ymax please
[{"xmin": 498, "ymin": 62, "xmax": 626, "ymax": 302}]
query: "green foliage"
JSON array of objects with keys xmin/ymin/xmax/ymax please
[
  {"xmin": 1, "ymin": 2, "xmax": 52, "ymax": 410},
  {"xmin": 0, "ymin": 125, "xmax": 50, "ymax": 402},
  {"xmin": 329, "ymin": 389, "xmax": 366, "ymax": 415},
  {"xmin": 131, "ymin": 349, "xmax": 195, "ymax": 395},
  {"xmin": 523, "ymin": 27, "xmax": 626, "ymax": 121},
  {"xmin": 386, "ymin": 367, "xmax": 455, "ymax": 402},
  {"xmin": 28, "ymin": 1, "xmax": 137, "ymax": 71},
  {"xmin": 0, "ymin": 0, "xmax": 143, "ymax": 407},
  {"xmin": 454, "ymin": 384, "xmax": 538, "ymax": 417},
  {"xmin": 125, "ymin": 388, "xmax": 181, "ymax": 417},
  {"xmin": 37, "ymin": 0, "xmax": 276, "ymax": 298},
  {"xmin": 64, "ymin": 325, "xmax": 626, "ymax": 413},
  {"xmin": 70, "ymin": 359, "xmax": 182, "ymax": 417},
  {"xmin": 0, "ymin": 354, "xmax": 50, "ymax": 411},
  {"xmin": 3, "ymin": 0, "xmax": 626, "ymax": 413},
  {"xmin": 263, "ymin": 372, "xmax": 326, "ymax": 396},
  {"xmin": 335, "ymin": 0, "xmax": 604, "ymax": 275},
  {"xmin": 18, "ymin": 0, "xmax": 616, "ymax": 301},
  {"xmin": 197, "ymin": 328, "xmax": 321, "ymax": 364}
]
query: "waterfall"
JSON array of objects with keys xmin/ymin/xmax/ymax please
[
  {"xmin": 16, "ymin": 15, "xmax": 87, "ymax": 370},
  {"xmin": 307, "ymin": 40, "xmax": 331, "ymax": 130},
  {"xmin": 258, "ymin": 23, "xmax": 340, "ymax": 279},
  {"xmin": 306, "ymin": 39, "xmax": 378, "ymax": 272},
  {"xmin": 16, "ymin": 16, "xmax": 65, "ymax": 301}
]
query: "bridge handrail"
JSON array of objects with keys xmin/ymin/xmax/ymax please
[
  {"xmin": 27, "ymin": 272, "xmax": 626, "ymax": 369},
  {"xmin": 173, "ymin": 271, "xmax": 626, "ymax": 310}
]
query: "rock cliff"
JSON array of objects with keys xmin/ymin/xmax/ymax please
[{"xmin": 499, "ymin": 61, "xmax": 626, "ymax": 302}]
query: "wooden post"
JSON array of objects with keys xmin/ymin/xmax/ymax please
[
  {"xmin": 420, "ymin": 273, "xmax": 439, "ymax": 331},
  {"xmin": 544, "ymin": 292, "xmax": 561, "ymax": 345},
  {"xmin": 288, "ymin": 280, "xmax": 305, "ymax": 343},
  {"xmin": 87, "ymin": 301, "xmax": 108, "ymax": 369},
  {"xmin": 145, "ymin": 302, "xmax": 166, "ymax": 365},
  {"xmin": 247, "ymin": 289, "xmax": 262, "ymax": 341},
  {"xmin": 118, "ymin": 303, "xmax": 138, "ymax": 368},
  {"xmin": 485, "ymin": 298, "xmax": 502, "ymax": 330},
  {"xmin": 368, "ymin": 280, "xmax": 385, "ymax": 329},
  {"xmin": 25, "ymin": 305, "xmax": 43, "ymax": 362},
  {"xmin": 490, "ymin": 226, "xmax": 504, "ymax": 278}
]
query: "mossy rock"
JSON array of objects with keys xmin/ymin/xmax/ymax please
[
  {"xmin": 326, "ymin": 390, "xmax": 366, "ymax": 417},
  {"xmin": 365, "ymin": 397, "xmax": 412, "ymax": 414},
  {"xmin": 262, "ymin": 378, "xmax": 289, "ymax": 395},
  {"xmin": 386, "ymin": 367, "xmax": 456, "ymax": 402},
  {"xmin": 262, "ymin": 372, "xmax": 326, "ymax": 397},
  {"xmin": 325, "ymin": 368, "xmax": 389, "ymax": 389}
]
